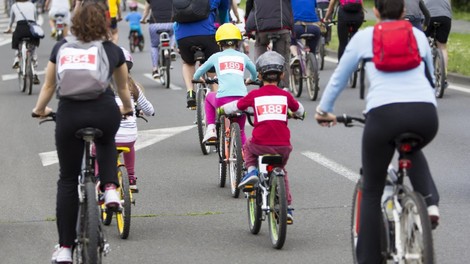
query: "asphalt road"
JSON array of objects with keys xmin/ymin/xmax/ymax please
[{"xmin": 1, "ymin": 6, "xmax": 470, "ymax": 264}]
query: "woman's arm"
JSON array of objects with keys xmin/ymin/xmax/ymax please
[
  {"xmin": 325, "ymin": 0, "xmax": 337, "ymax": 21},
  {"xmin": 32, "ymin": 61, "xmax": 57, "ymax": 116}
]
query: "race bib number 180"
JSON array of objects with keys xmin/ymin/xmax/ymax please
[{"xmin": 254, "ymin": 95, "xmax": 288, "ymax": 122}]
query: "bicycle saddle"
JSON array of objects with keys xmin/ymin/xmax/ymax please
[
  {"xmin": 300, "ymin": 33, "xmax": 316, "ymax": 40},
  {"xmin": 393, "ymin": 132, "xmax": 424, "ymax": 153},
  {"xmin": 75, "ymin": 128, "xmax": 103, "ymax": 140},
  {"xmin": 191, "ymin": 46, "xmax": 205, "ymax": 62},
  {"xmin": 260, "ymin": 155, "xmax": 283, "ymax": 165}
]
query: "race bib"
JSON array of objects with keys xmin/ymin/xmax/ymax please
[
  {"xmin": 254, "ymin": 96, "xmax": 288, "ymax": 122},
  {"xmin": 218, "ymin": 55, "xmax": 244, "ymax": 75},
  {"xmin": 58, "ymin": 47, "xmax": 98, "ymax": 73}
]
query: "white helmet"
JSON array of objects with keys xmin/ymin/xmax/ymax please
[{"xmin": 121, "ymin": 47, "xmax": 133, "ymax": 71}]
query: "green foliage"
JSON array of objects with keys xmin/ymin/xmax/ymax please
[{"xmin": 453, "ymin": 0, "xmax": 470, "ymax": 12}]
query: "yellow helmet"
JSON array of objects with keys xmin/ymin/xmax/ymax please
[{"xmin": 215, "ymin": 23, "xmax": 242, "ymax": 43}]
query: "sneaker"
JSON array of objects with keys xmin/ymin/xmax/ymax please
[
  {"xmin": 427, "ymin": 205, "xmax": 439, "ymax": 230},
  {"xmin": 238, "ymin": 169, "xmax": 259, "ymax": 190},
  {"xmin": 287, "ymin": 206, "xmax": 294, "ymax": 225},
  {"xmin": 170, "ymin": 51, "xmax": 177, "ymax": 61},
  {"xmin": 129, "ymin": 178, "xmax": 139, "ymax": 193},
  {"xmin": 187, "ymin": 90, "xmax": 196, "ymax": 108},
  {"xmin": 33, "ymin": 74, "xmax": 40, "ymax": 85},
  {"xmin": 12, "ymin": 57, "xmax": 19, "ymax": 69},
  {"xmin": 51, "ymin": 244, "xmax": 72, "ymax": 263},
  {"xmin": 152, "ymin": 69, "xmax": 160, "ymax": 79},
  {"xmin": 104, "ymin": 184, "xmax": 120, "ymax": 210},
  {"xmin": 202, "ymin": 126, "xmax": 217, "ymax": 143}
]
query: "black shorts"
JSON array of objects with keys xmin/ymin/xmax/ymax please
[
  {"xmin": 110, "ymin": 17, "xmax": 118, "ymax": 30},
  {"xmin": 12, "ymin": 22, "xmax": 40, "ymax": 50},
  {"xmin": 177, "ymin": 35, "xmax": 219, "ymax": 71},
  {"xmin": 425, "ymin": 16, "xmax": 451, "ymax": 44}
]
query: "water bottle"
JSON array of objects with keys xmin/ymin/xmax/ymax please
[{"xmin": 382, "ymin": 181, "xmax": 394, "ymax": 221}]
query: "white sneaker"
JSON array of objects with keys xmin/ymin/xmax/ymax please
[
  {"xmin": 427, "ymin": 205, "xmax": 440, "ymax": 229},
  {"xmin": 51, "ymin": 244, "xmax": 72, "ymax": 263},
  {"xmin": 202, "ymin": 126, "xmax": 217, "ymax": 143},
  {"xmin": 104, "ymin": 185, "xmax": 120, "ymax": 208}
]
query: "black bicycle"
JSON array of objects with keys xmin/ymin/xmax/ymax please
[
  {"xmin": 35, "ymin": 112, "xmax": 110, "ymax": 263},
  {"xmin": 336, "ymin": 114, "xmax": 434, "ymax": 264},
  {"xmin": 428, "ymin": 22, "xmax": 447, "ymax": 99}
]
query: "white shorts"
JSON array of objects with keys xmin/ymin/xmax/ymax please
[{"xmin": 49, "ymin": 7, "xmax": 71, "ymax": 25}]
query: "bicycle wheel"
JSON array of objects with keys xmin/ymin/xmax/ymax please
[
  {"xmin": 319, "ymin": 38, "xmax": 326, "ymax": 71},
  {"xmin": 160, "ymin": 51, "xmax": 170, "ymax": 88},
  {"xmin": 289, "ymin": 64, "xmax": 303, "ymax": 97},
  {"xmin": 138, "ymin": 38, "xmax": 144, "ymax": 52},
  {"xmin": 101, "ymin": 203, "xmax": 113, "ymax": 226},
  {"xmin": 80, "ymin": 180, "xmax": 101, "ymax": 264},
  {"xmin": 268, "ymin": 174, "xmax": 287, "ymax": 249},
  {"xmin": 25, "ymin": 48, "xmax": 33, "ymax": 95},
  {"xmin": 129, "ymin": 36, "xmax": 136, "ymax": 53},
  {"xmin": 247, "ymin": 187, "xmax": 262, "ymax": 234},
  {"xmin": 116, "ymin": 165, "xmax": 131, "ymax": 239},
  {"xmin": 400, "ymin": 191, "xmax": 434, "ymax": 263},
  {"xmin": 433, "ymin": 48, "xmax": 446, "ymax": 98},
  {"xmin": 17, "ymin": 48, "xmax": 25, "ymax": 93},
  {"xmin": 218, "ymin": 117, "xmax": 227, "ymax": 188},
  {"xmin": 349, "ymin": 68, "xmax": 358, "ymax": 88},
  {"xmin": 306, "ymin": 53, "xmax": 320, "ymax": 101},
  {"xmin": 351, "ymin": 180, "xmax": 362, "ymax": 264},
  {"xmin": 196, "ymin": 86, "xmax": 210, "ymax": 155},
  {"xmin": 228, "ymin": 123, "xmax": 243, "ymax": 198}
]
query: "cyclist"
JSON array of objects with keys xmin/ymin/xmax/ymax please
[
  {"xmin": 245, "ymin": 0, "xmax": 293, "ymax": 90},
  {"xmin": 174, "ymin": 0, "xmax": 230, "ymax": 108},
  {"xmin": 108, "ymin": 0, "xmax": 122, "ymax": 43},
  {"xmin": 31, "ymin": 3, "xmax": 133, "ymax": 262},
  {"xmin": 424, "ymin": 0, "xmax": 452, "ymax": 87},
  {"xmin": 44, "ymin": 0, "xmax": 71, "ymax": 38},
  {"xmin": 324, "ymin": 0, "xmax": 364, "ymax": 60},
  {"xmin": 314, "ymin": 0, "xmax": 440, "ymax": 262},
  {"xmin": 404, "ymin": 0, "xmax": 431, "ymax": 31},
  {"xmin": 140, "ymin": 0, "xmax": 175, "ymax": 79},
  {"xmin": 4, "ymin": 0, "xmax": 41, "ymax": 85},
  {"xmin": 290, "ymin": 0, "xmax": 322, "ymax": 66},
  {"xmin": 125, "ymin": 1, "xmax": 144, "ymax": 44},
  {"xmin": 193, "ymin": 23, "xmax": 257, "ymax": 144},
  {"xmin": 316, "ymin": 0, "xmax": 332, "ymax": 44},
  {"xmin": 218, "ymin": 51, "xmax": 305, "ymax": 224},
  {"xmin": 114, "ymin": 47, "xmax": 155, "ymax": 192}
]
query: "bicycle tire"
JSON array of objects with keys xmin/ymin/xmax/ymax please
[
  {"xmin": 289, "ymin": 64, "xmax": 303, "ymax": 97},
  {"xmin": 351, "ymin": 180, "xmax": 362, "ymax": 264},
  {"xmin": 349, "ymin": 68, "xmax": 358, "ymax": 88},
  {"xmin": 433, "ymin": 48, "xmax": 446, "ymax": 98},
  {"xmin": 129, "ymin": 36, "xmax": 136, "ymax": 53},
  {"xmin": 229, "ymin": 123, "xmax": 243, "ymax": 198},
  {"xmin": 138, "ymin": 38, "xmax": 144, "ymax": 52},
  {"xmin": 17, "ymin": 45, "xmax": 25, "ymax": 93},
  {"xmin": 400, "ymin": 190, "xmax": 434, "ymax": 263},
  {"xmin": 196, "ymin": 87, "xmax": 210, "ymax": 155},
  {"xmin": 164, "ymin": 52, "xmax": 171, "ymax": 88},
  {"xmin": 56, "ymin": 30, "xmax": 64, "ymax": 42},
  {"xmin": 319, "ymin": 38, "xmax": 326, "ymax": 71},
  {"xmin": 81, "ymin": 180, "xmax": 101, "ymax": 264},
  {"xmin": 25, "ymin": 49, "xmax": 33, "ymax": 95},
  {"xmin": 268, "ymin": 174, "xmax": 287, "ymax": 249},
  {"xmin": 101, "ymin": 203, "xmax": 113, "ymax": 226},
  {"xmin": 247, "ymin": 188, "xmax": 262, "ymax": 234},
  {"xmin": 218, "ymin": 117, "xmax": 227, "ymax": 188},
  {"xmin": 306, "ymin": 53, "xmax": 320, "ymax": 101},
  {"xmin": 116, "ymin": 165, "xmax": 131, "ymax": 239}
]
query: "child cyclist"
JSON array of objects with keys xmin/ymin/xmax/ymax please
[
  {"xmin": 193, "ymin": 23, "xmax": 257, "ymax": 144},
  {"xmin": 217, "ymin": 51, "xmax": 305, "ymax": 223},
  {"xmin": 125, "ymin": 1, "xmax": 144, "ymax": 44},
  {"xmin": 115, "ymin": 47, "xmax": 155, "ymax": 192}
]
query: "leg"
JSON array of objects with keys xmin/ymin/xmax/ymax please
[
  {"xmin": 205, "ymin": 92, "xmax": 217, "ymax": 126},
  {"xmin": 148, "ymin": 23, "xmax": 160, "ymax": 74}
]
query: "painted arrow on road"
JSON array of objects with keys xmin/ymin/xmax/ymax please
[{"xmin": 39, "ymin": 125, "xmax": 195, "ymax": 166}]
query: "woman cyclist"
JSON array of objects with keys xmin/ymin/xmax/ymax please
[
  {"xmin": 193, "ymin": 23, "xmax": 257, "ymax": 144},
  {"xmin": 315, "ymin": 0, "xmax": 440, "ymax": 262},
  {"xmin": 324, "ymin": 0, "xmax": 364, "ymax": 60},
  {"xmin": 4, "ymin": 0, "xmax": 42, "ymax": 85},
  {"xmin": 32, "ymin": 3, "xmax": 133, "ymax": 263}
]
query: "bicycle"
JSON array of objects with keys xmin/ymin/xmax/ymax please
[
  {"xmin": 316, "ymin": 7, "xmax": 332, "ymax": 71},
  {"xmin": 192, "ymin": 77, "xmax": 217, "ymax": 155},
  {"xmin": 17, "ymin": 37, "xmax": 36, "ymax": 95},
  {"xmin": 35, "ymin": 112, "xmax": 110, "ymax": 264},
  {"xmin": 245, "ymin": 111, "xmax": 303, "ymax": 249},
  {"xmin": 335, "ymin": 114, "xmax": 434, "ymax": 264},
  {"xmin": 289, "ymin": 31, "xmax": 320, "ymax": 100},
  {"xmin": 428, "ymin": 22, "xmax": 446, "ymax": 99},
  {"xmin": 129, "ymin": 30, "xmax": 144, "ymax": 53},
  {"xmin": 101, "ymin": 146, "xmax": 135, "ymax": 239},
  {"xmin": 215, "ymin": 108, "xmax": 246, "ymax": 198},
  {"xmin": 157, "ymin": 30, "xmax": 172, "ymax": 88},
  {"xmin": 54, "ymin": 13, "xmax": 66, "ymax": 41}
]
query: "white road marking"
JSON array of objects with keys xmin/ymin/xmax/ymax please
[
  {"xmin": 38, "ymin": 125, "xmax": 195, "ymax": 166},
  {"xmin": 143, "ymin": 73, "xmax": 183, "ymax": 90},
  {"xmin": 2, "ymin": 70, "xmax": 45, "ymax": 81},
  {"xmin": 302, "ymin": 151, "xmax": 360, "ymax": 183}
]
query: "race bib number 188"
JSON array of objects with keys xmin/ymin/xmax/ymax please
[{"xmin": 254, "ymin": 95, "xmax": 288, "ymax": 122}]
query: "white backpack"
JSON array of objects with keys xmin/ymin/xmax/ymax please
[{"xmin": 56, "ymin": 36, "xmax": 111, "ymax": 100}]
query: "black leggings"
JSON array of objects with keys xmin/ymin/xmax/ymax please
[
  {"xmin": 336, "ymin": 7, "xmax": 363, "ymax": 60},
  {"xmin": 55, "ymin": 89, "xmax": 121, "ymax": 246},
  {"xmin": 356, "ymin": 102, "xmax": 439, "ymax": 264}
]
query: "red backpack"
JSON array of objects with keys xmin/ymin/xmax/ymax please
[{"xmin": 371, "ymin": 20, "xmax": 421, "ymax": 72}]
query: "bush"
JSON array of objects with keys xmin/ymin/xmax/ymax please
[{"xmin": 453, "ymin": 0, "xmax": 470, "ymax": 12}]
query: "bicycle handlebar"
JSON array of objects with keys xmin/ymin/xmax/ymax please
[
  {"xmin": 192, "ymin": 78, "xmax": 219, "ymax": 84},
  {"xmin": 336, "ymin": 114, "xmax": 365, "ymax": 127},
  {"xmin": 32, "ymin": 111, "xmax": 56, "ymax": 124}
]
